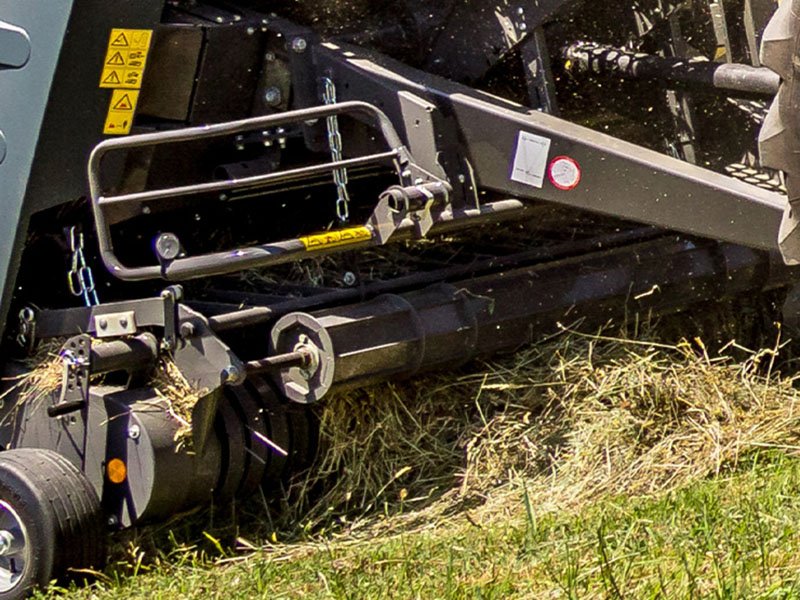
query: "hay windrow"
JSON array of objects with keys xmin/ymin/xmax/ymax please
[
  {"xmin": 9, "ymin": 313, "xmax": 800, "ymax": 555},
  {"xmin": 276, "ymin": 323, "xmax": 800, "ymax": 541}
]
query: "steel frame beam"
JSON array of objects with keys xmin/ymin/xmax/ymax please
[{"xmin": 315, "ymin": 41, "xmax": 787, "ymax": 252}]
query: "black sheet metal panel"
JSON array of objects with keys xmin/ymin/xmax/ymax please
[
  {"xmin": 0, "ymin": 0, "xmax": 165, "ymax": 341},
  {"xmin": 95, "ymin": 386, "xmax": 222, "ymax": 527},
  {"xmin": 23, "ymin": 0, "xmax": 165, "ymax": 216},
  {"xmin": 421, "ymin": 0, "xmax": 579, "ymax": 82},
  {"xmin": 138, "ymin": 24, "xmax": 204, "ymax": 122},
  {"xmin": 189, "ymin": 18, "xmax": 265, "ymax": 124},
  {"xmin": 316, "ymin": 42, "xmax": 786, "ymax": 252}
]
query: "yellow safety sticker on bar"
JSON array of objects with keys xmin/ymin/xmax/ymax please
[
  {"xmin": 99, "ymin": 29, "xmax": 152, "ymax": 90},
  {"xmin": 103, "ymin": 89, "xmax": 140, "ymax": 135},
  {"xmin": 300, "ymin": 227, "xmax": 372, "ymax": 251}
]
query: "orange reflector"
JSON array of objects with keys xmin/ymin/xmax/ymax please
[{"xmin": 107, "ymin": 458, "xmax": 127, "ymax": 484}]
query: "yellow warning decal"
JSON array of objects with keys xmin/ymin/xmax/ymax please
[
  {"xmin": 99, "ymin": 29, "xmax": 152, "ymax": 90},
  {"xmin": 103, "ymin": 89, "xmax": 140, "ymax": 135},
  {"xmin": 299, "ymin": 227, "xmax": 373, "ymax": 251}
]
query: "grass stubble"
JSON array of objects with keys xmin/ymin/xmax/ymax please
[{"xmin": 28, "ymin": 302, "xmax": 800, "ymax": 598}]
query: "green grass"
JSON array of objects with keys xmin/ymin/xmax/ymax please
[{"xmin": 47, "ymin": 451, "xmax": 800, "ymax": 599}]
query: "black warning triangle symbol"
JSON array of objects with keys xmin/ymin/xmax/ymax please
[
  {"xmin": 113, "ymin": 94, "xmax": 134, "ymax": 111},
  {"xmin": 106, "ymin": 52, "xmax": 125, "ymax": 66},
  {"xmin": 102, "ymin": 70, "xmax": 121, "ymax": 85},
  {"xmin": 111, "ymin": 32, "xmax": 130, "ymax": 47}
]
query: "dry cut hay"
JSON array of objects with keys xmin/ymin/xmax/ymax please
[
  {"xmin": 150, "ymin": 357, "xmax": 207, "ymax": 443},
  {"xmin": 5, "ymin": 342, "xmax": 205, "ymax": 445},
  {"xmin": 0, "ymin": 340, "xmax": 67, "ymax": 427},
  {"xmin": 279, "ymin": 322, "xmax": 800, "ymax": 539}
]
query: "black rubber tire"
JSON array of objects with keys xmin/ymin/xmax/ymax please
[
  {"xmin": 759, "ymin": 0, "xmax": 800, "ymax": 262},
  {"xmin": 0, "ymin": 449, "xmax": 106, "ymax": 600}
]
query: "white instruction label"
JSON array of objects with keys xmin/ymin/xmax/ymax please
[{"xmin": 510, "ymin": 131, "xmax": 551, "ymax": 188}]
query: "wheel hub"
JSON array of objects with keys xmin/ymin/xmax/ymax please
[
  {"xmin": 0, "ymin": 530, "xmax": 14, "ymax": 556},
  {"xmin": 0, "ymin": 501, "xmax": 28, "ymax": 593}
]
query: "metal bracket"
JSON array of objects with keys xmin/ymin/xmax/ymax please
[
  {"xmin": 172, "ymin": 304, "xmax": 246, "ymax": 453},
  {"xmin": 94, "ymin": 311, "xmax": 136, "ymax": 339},
  {"xmin": 270, "ymin": 312, "xmax": 335, "ymax": 404},
  {"xmin": 370, "ymin": 181, "xmax": 452, "ymax": 244},
  {"xmin": 16, "ymin": 307, "xmax": 36, "ymax": 354},
  {"xmin": 160, "ymin": 285, "xmax": 182, "ymax": 351},
  {"xmin": 709, "ymin": 1, "xmax": 733, "ymax": 63},
  {"xmin": 49, "ymin": 334, "xmax": 91, "ymax": 418}
]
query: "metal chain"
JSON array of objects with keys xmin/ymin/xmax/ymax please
[
  {"xmin": 322, "ymin": 77, "xmax": 351, "ymax": 223},
  {"xmin": 67, "ymin": 226, "xmax": 99, "ymax": 307}
]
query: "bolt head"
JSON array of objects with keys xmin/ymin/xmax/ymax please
[
  {"xmin": 128, "ymin": 424, "xmax": 141, "ymax": 440},
  {"xmin": 155, "ymin": 232, "xmax": 181, "ymax": 261},
  {"xmin": 98, "ymin": 318, "xmax": 108, "ymax": 330},
  {"xmin": 291, "ymin": 37, "xmax": 308, "ymax": 53},
  {"xmin": 343, "ymin": 271, "xmax": 357, "ymax": 286},
  {"xmin": 180, "ymin": 322, "xmax": 196, "ymax": 339},
  {"xmin": 265, "ymin": 86, "xmax": 282, "ymax": 107},
  {"xmin": 222, "ymin": 365, "xmax": 244, "ymax": 385}
]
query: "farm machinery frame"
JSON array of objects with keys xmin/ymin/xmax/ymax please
[{"xmin": 0, "ymin": 0, "xmax": 797, "ymax": 596}]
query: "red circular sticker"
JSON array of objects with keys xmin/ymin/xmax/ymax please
[{"xmin": 548, "ymin": 156, "xmax": 582, "ymax": 191}]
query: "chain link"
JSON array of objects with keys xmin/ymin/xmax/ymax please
[
  {"xmin": 322, "ymin": 77, "xmax": 351, "ymax": 223},
  {"xmin": 67, "ymin": 226, "xmax": 99, "ymax": 307}
]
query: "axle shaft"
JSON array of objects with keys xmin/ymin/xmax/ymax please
[{"xmin": 563, "ymin": 42, "xmax": 780, "ymax": 97}]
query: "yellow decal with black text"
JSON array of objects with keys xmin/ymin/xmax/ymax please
[
  {"xmin": 103, "ymin": 89, "xmax": 140, "ymax": 135},
  {"xmin": 99, "ymin": 29, "xmax": 152, "ymax": 89},
  {"xmin": 299, "ymin": 227, "xmax": 372, "ymax": 251},
  {"xmin": 99, "ymin": 28, "xmax": 152, "ymax": 136}
]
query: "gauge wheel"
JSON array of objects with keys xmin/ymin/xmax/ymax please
[{"xmin": 0, "ymin": 448, "xmax": 106, "ymax": 600}]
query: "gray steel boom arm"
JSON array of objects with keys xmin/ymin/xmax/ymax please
[{"xmin": 316, "ymin": 42, "xmax": 786, "ymax": 253}]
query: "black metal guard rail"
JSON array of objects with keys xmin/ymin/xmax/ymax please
[
  {"xmin": 87, "ymin": 101, "xmax": 414, "ymax": 282},
  {"xmin": 97, "ymin": 151, "xmax": 401, "ymax": 208}
]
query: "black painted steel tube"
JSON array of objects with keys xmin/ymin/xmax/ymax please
[
  {"xmin": 563, "ymin": 42, "xmax": 780, "ymax": 96},
  {"xmin": 90, "ymin": 333, "xmax": 159, "ymax": 374},
  {"xmin": 206, "ymin": 227, "xmax": 661, "ymax": 333},
  {"xmin": 267, "ymin": 238, "xmax": 797, "ymax": 401}
]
